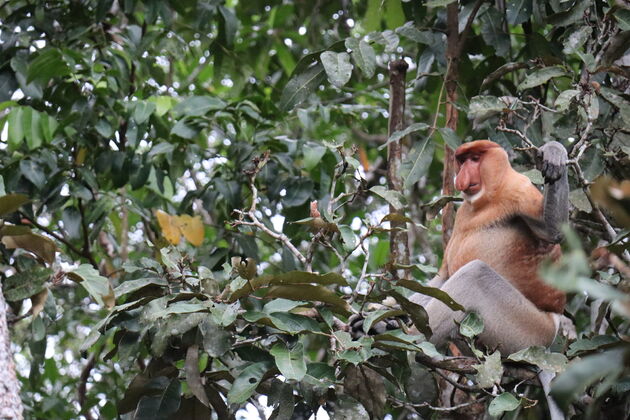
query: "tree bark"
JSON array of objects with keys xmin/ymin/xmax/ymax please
[
  {"xmin": 0, "ymin": 282, "xmax": 24, "ymax": 420},
  {"xmin": 441, "ymin": 2, "xmax": 460, "ymax": 250},
  {"xmin": 387, "ymin": 59, "xmax": 410, "ymax": 279}
]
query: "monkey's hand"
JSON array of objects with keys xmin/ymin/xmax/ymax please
[
  {"xmin": 538, "ymin": 141, "xmax": 568, "ymax": 183},
  {"xmin": 348, "ymin": 313, "xmax": 408, "ymax": 339}
]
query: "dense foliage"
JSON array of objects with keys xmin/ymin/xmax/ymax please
[{"xmin": 0, "ymin": 0, "xmax": 628, "ymax": 419}]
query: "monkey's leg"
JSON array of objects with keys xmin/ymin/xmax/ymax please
[{"xmin": 423, "ymin": 260, "xmax": 559, "ymax": 354}]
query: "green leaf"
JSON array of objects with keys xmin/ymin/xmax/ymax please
[
  {"xmin": 338, "ymin": 225, "xmax": 357, "ymax": 251},
  {"xmin": 114, "ymin": 277, "xmax": 168, "ymax": 296},
  {"xmin": 426, "ymin": 0, "xmax": 456, "ymax": 7},
  {"xmin": 263, "ymin": 298, "xmax": 306, "ymax": 314},
  {"xmin": 390, "ymin": 291, "xmax": 431, "ymax": 336},
  {"xmin": 378, "ymin": 122, "xmax": 430, "ymax": 151},
  {"xmin": 469, "ymin": 95, "xmax": 510, "ymax": 123},
  {"xmin": 172, "ymin": 96, "xmax": 226, "ymax": 117},
  {"xmin": 148, "ymin": 142, "xmax": 176, "ymax": 159},
  {"xmin": 200, "ymin": 317, "xmax": 232, "ymax": 357},
  {"xmin": 508, "ymin": 346, "xmax": 568, "ymax": 372},
  {"xmin": 480, "ymin": 8, "xmax": 510, "ymax": 58},
  {"xmin": 227, "ymin": 362, "xmax": 270, "ymax": 404},
  {"xmin": 61, "ymin": 206, "xmax": 82, "ymax": 240},
  {"xmin": 567, "ymin": 336, "xmax": 619, "ymax": 357},
  {"xmin": 438, "ymin": 127, "xmax": 461, "ymax": 149},
  {"xmin": 488, "ymin": 393, "xmax": 520, "ymax": 417},
  {"xmin": 268, "ymin": 312, "xmax": 322, "ymax": 333},
  {"xmin": 207, "ymin": 301, "xmax": 238, "ymax": 327},
  {"xmin": 149, "ymin": 96, "xmax": 174, "ymax": 116},
  {"xmin": 474, "ymin": 351, "xmax": 503, "ymax": 388},
  {"xmin": 133, "ymin": 101, "xmax": 156, "ymax": 125},
  {"xmin": 266, "ymin": 285, "xmax": 351, "ymax": 317},
  {"xmin": 615, "ymin": 9, "xmax": 630, "ymax": 31},
  {"xmin": 396, "ymin": 279, "xmax": 464, "ymax": 311},
  {"xmin": 0, "ymin": 71, "xmax": 17, "ymax": 102},
  {"xmin": 19, "ymin": 160, "xmax": 46, "ymax": 188},
  {"xmin": 363, "ymin": 0, "xmax": 382, "ymax": 32},
  {"xmin": 282, "ymin": 177, "xmax": 313, "ymax": 207},
  {"xmin": 563, "ymin": 26, "xmax": 592, "ymax": 55},
  {"xmin": 229, "ymin": 271, "xmax": 348, "ymax": 301},
  {"xmin": 268, "ymin": 381, "xmax": 295, "ymax": 419},
  {"xmin": 270, "ymin": 342, "xmax": 307, "ymax": 381},
  {"xmin": 66, "ymin": 264, "xmax": 114, "ymax": 307},
  {"xmin": 550, "ymin": 347, "xmax": 626, "ymax": 411},
  {"xmin": 23, "ymin": 107, "xmax": 43, "ymax": 150},
  {"xmin": 7, "ymin": 107, "xmax": 25, "ymax": 150},
  {"xmin": 459, "ymin": 312, "xmax": 484, "ymax": 338},
  {"xmin": 27, "ymin": 48, "xmax": 71, "ymax": 84},
  {"xmin": 554, "ymin": 89, "xmax": 579, "ymax": 111},
  {"xmin": 219, "ymin": 6, "xmax": 238, "ymax": 47},
  {"xmin": 302, "ymin": 143, "xmax": 327, "ymax": 170},
  {"xmin": 384, "ymin": 0, "xmax": 405, "ymax": 29},
  {"xmin": 134, "ymin": 378, "xmax": 181, "ymax": 420},
  {"xmin": 548, "ymin": 0, "xmax": 589, "ymax": 27},
  {"xmin": 518, "ymin": 66, "xmax": 567, "ymax": 90},
  {"xmin": 184, "ymin": 345, "xmax": 209, "ymax": 407},
  {"xmin": 362, "ymin": 309, "xmax": 403, "ymax": 334},
  {"xmin": 599, "ymin": 87, "xmax": 630, "ymax": 126},
  {"xmin": 370, "ymin": 186, "xmax": 406, "ymax": 210},
  {"xmin": 320, "ymin": 51, "xmax": 353, "ymax": 88},
  {"xmin": 0, "ymin": 193, "xmax": 29, "ymax": 216},
  {"xmin": 170, "ymin": 119, "xmax": 199, "ymax": 139},
  {"xmin": 40, "ymin": 114, "xmax": 58, "ymax": 143},
  {"xmin": 402, "ymin": 136, "xmax": 435, "ymax": 190},
  {"xmin": 279, "ymin": 57, "xmax": 326, "ymax": 112},
  {"xmin": 2, "ymin": 233, "xmax": 56, "ymax": 264},
  {"xmin": 345, "ymin": 38, "xmax": 376, "ymax": 78},
  {"xmin": 506, "ymin": 0, "xmax": 532, "ymax": 25},
  {"xmin": 3, "ymin": 266, "xmax": 51, "ymax": 301}
]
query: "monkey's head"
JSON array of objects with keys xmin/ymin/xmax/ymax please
[{"xmin": 455, "ymin": 140, "xmax": 510, "ymax": 205}]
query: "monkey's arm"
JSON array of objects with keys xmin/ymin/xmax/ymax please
[{"xmin": 522, "ymin": 141, "xmax": 569, "ymax": 243}]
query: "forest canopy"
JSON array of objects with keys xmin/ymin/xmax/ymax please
[{"xmin": 0, "ymin": 0, "xmax": 629, "ymax": 419}]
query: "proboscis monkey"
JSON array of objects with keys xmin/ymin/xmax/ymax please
[{"xmin": 413, "ymin": 140, "xmax": 569, "ymax": 354}]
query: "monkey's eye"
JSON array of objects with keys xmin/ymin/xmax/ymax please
[{"xmin": 470, "ymin": 155, "xmax": 481, "ymax": 162}]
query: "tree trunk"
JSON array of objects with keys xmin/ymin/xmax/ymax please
[
  {"xmin": 0, "ymin": 282, "xmax": 24, "ymax": 420},
  {"xmin": 387, "ymin": 59, "xmax": 410, "ymax": 279},
  {"xmin": 441, "ymin": 2, "xmax": 460, "ymax": 250}
]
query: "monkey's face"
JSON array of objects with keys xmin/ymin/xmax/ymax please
[
  {"xmin": 455, "ymin": 152, "xmax": 483, "ymax": 199},
  {"xmin": 454, "ymin": 140, "xmax": 506, "ymax": 204}
]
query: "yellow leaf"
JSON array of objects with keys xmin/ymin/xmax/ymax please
[
  {"xmin": 76, "ymin": 147, "xmax": 87, "ymax": 165},
  {"xmin": 155, "ymin": 210, "xmax": 181, "ymax": 245},
  {"xmin": 175, "ymin": 214, "xmax": 204, "ymax": 246}
]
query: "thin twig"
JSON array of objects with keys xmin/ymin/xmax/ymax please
[
  {"xmin": 496, "ymin": 125, "xmax": 537, "ymax": 149},
  {"xmin": 433, "ymin": 369, "xmax": 480, "ymax": 392},
  {"xmin": 78, "ymin": 352, "xmax": 97, "ymax": 420},
  {"xmin": 20, "ymin": 213, "xmax": 98, "ymax": 268},
  {"xmin": 232, "ymin": 210, "xmax": 307, "ymax": 265},
  {"xmin": 388, "ymin": 395, "xmax": 487, "ymax": 413}
]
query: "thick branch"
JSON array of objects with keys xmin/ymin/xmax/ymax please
[{"xmin": 387, "ymin": 59, "xmax": 410, "ymax": 279}]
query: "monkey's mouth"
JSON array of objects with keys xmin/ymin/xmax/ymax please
[{"xmin": 463, "ymin": 183, "xmax": 481, "ymax": 195}]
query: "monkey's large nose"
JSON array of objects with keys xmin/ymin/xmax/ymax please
[{"xmin": 455, "ymin": 171, "xmax": 470, "ymax": 191}]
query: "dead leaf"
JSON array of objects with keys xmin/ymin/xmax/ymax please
[
  {"xmin": 175, "ymin": 214, "xmax": 204, "ymax": 246},
  {"xmin": 30, "ymin": 287, "xmax": 49, "ymax": 318},
  {"xmin": 2, "ymin": 233, "xmax": 56, "ymax": 264},
  {"xmin": 155, "ymin": 210, "xmax": 181, "ymax": 245}
]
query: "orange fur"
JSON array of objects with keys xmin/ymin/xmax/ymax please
[{"xmin": 443, "ymin": 140, "xmax": 566, "ymax": 313}]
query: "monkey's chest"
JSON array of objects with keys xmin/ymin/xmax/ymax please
[{"xmin": 446, "ymin": 224, "xmax": 552, "ymax": 283}]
